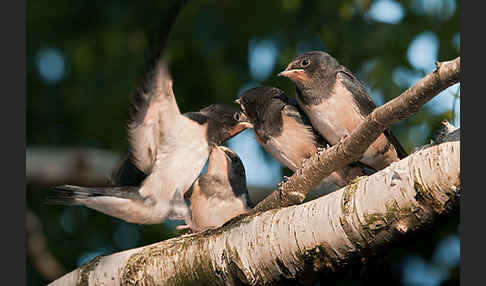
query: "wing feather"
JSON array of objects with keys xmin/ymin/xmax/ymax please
[{"xmin": 337, "ymin": 68, "xmax": 408, "ymax": 158}]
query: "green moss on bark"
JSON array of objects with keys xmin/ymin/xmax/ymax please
[{"xmin": 77, "ymin": 255, "xmax": 103, "ymax": 286}]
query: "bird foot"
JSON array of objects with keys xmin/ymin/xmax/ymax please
[
  {"xmin": 176, "ymin": 224, "xmax": 192, "ymax": 231},
  {"xmin": 316, "ymin": 144, "xmax": 331, "ymax": 154},
  {"xmin": 349, "ymin": 175, "xmax": 366, "ymax": 185},
  {"xmin": 176, "ymin": 224, "xmax": 198, "ymax": 236},
  {"xmin": 277, "ymin": 176, "xmax": 290, "ymax": 187},
  {"xmin": 301, "ymin": 157, "xmax": 308, "ymax": 167}
]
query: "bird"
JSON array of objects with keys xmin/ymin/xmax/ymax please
[
  {"xmin": 235, "ymin": 86, "xmax": 374, "ymax": 188},
  {"xmin": 178, "ymin": 145, "xmax": 251, "ymax": 232},
  {"xmin": 278, "ymin": 50, "xmax": 407, "ymax": 171},
  {"xmin": 47, "ymin": 62, "xmax": 251, "ymax": 225},
  {"xmin": 47, "ymin": 9, "xmax": 252, "ymax": 224}
]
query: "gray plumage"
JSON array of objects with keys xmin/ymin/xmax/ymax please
[
  {"xmin": 279, "ymin": 51, "xmax": 407, "ymax": 171},
  {"xmin": 236, "ymin": 86, "xmax": 374, "ymax": 188}
]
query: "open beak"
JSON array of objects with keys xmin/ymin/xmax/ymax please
[
  {"xmin": 234, "ymin": 120, "xmax": 253, "ymax": 133},
  {"xmin": 233, "ymin": 99, "xmax": 253, "ymax": 130},
  {"xmin": 236, "ymin": 110, "xmax": 253, "ymax": 129},
  {"xmin": 227, "ymin": 111, "xmax": 253, "ymax": 139}
]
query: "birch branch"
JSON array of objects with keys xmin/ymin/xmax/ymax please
[
  {"xmin": 26, "ymin": 147, "xmax": 121, "ymax": 187},
  {"xmin": 251, "ymin": 57, "xmax": 460, "ymax": 213},
  {"xmin": 49, "ymin": 129, "xmax": 460, "ymax": 286}
]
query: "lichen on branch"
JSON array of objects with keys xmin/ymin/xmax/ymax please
[{"xmin": 49, "ymin": 128, "xmax": 460, "ymax": 286}]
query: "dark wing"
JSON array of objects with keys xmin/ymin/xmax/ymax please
[
  {"xmin": 152, "ymin": 0, "xmax": 190, "ymax": 61},
  {"xmin": 282, "ymin": 103, "xmax": 331, "ymax": 148},
  {"xmin": 337, "ymin": 68, "xmax": 408, "ymax": 159},
  {"xmin": 243, "ymin": 192, "xmax": 253, "ymax": 210},
  {"xmin": 336, "ymin": 68, "xmax": 376, "ymax": 115},
  {"xmin": 110, "ymin": 154, "xmax": 148, "ymax": 186},
  {"xmin": 383, "ymin": 129, "xmax": 408, "ymax": 159},
  {"xmin": 46, "ymin": 185, "xmax": 143, "ymax": 205},
  {"xmin": 281, "ymin": 101, "xmax": 311, "ymax": 126}
]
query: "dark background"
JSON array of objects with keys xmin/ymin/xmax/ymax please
[{"xmin": 26, "ymin": 0, "xmax": 460, "ymax": 285}]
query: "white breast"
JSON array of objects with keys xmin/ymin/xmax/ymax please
[
  {"xmin": 191, "ymin": 192, "xmax": 248, "ymax": 229},
  {"xmin": 299, "ymin": 82, "xmax": 364, "ymax": 145}
]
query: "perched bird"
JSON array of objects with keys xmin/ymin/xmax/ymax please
[
  {"xmin": 47, "ymin": 46, "xmax": 251, "ymax": 225},
  {"xmin": 278, "ymin": 51, "xmax": 407, "ymax": 171},
  {"xmin": 48, "ymin": 62, "xmax": 250, "ymax": 224},
  {"xmin": 180, "ymin": 145, "xmax": 251, "ymax": 232},
  {"xmin": 235, "ymin": 86, "xmax": 373, "ymax": 188},
  {"xmin": 47, "ymin": 0, "xmax": 252, "ymax": 225}
]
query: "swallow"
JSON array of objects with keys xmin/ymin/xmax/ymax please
[
  {"xmin": 48, "ymin": 61, "xmax": 250, "ymax": 224},
  {"xmin": 235, "ymin": 86, "xmax": 374, "ymax": 188},
  {"xmin": 178, "ymin": 145, "xmax": 251, "ymax": 232},
  {"xmin": 278, "ymin": 51, "xmax": 408, "ymax": 171},
  {"xmin": 47, "ymin": 2, "xmax": 251, "ymax": 224}
]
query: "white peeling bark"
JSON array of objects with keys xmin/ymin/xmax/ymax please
[{"xmin": 49, "ymin": 129, "xmax": 460, "ymax": 286}]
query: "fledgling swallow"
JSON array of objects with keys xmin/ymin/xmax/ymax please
[
  {"xmin": 278, "ymin": 51, "xmax": 408, "ymax": 171},
  {"xmin": 48, "ymin": 62, "xmax": 250, "ymax": 224},
  {"xmin": 180, "ymin": 145, "xmax": 251, "ymax": 232},
  {"xmin": 47, "ymin": 4, "xmax": 251, "ymax": 224},
  {"xmin": 235, "ymin": 86, "xmax": 374, "ymax": 188}
]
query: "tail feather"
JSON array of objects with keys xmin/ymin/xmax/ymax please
[{"xmin": 45, "ymin": 185, "xmax": 143, "ymax": 206}]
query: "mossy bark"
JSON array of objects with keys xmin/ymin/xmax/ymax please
[{"xmin": 49, "ymin": 131, "xmax": 460, "ymax": 286}]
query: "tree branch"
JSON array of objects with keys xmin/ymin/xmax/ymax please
[
  {"xmin": 49, "ymin": 129, "xmax": 460, "ymax": 286},
  {"xmin": 26, "ymin": 147, "xmax": 121, "ymax": 187},
  {"xmin": 251, "ymin": 57, "xmax": 460, "ymax": 213}
]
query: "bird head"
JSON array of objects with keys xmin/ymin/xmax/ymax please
[
  {"xmin": 199, "ymin": 104, "xmax": 252, "ymax": 145},
  {"xmin": 235, "ymin": 86, "xmax": 287, "ymax": 128},
  {"xmin": 278, "ymin": 51, "xmax": 341, "ymax": 89}
]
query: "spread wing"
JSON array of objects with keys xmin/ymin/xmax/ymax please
[
  {"xmin": 112, "ymin": 1, "xmax": 189, "ymax": 181},
  {"xmin": 337, "ymin": 68, "xmax": 408, "ymax": 158},
  {"xmin": 126, "ymin": 60, "xmax": 181, "ymax": 175}
]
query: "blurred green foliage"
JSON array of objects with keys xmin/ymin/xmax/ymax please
[{"xmin": 27, "ymin": 0, "xmax": 459, "ymax": 285}]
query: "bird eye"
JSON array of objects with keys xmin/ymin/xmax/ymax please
[
  {"xmin": 301, "ymin": 59, "xmax": 310, "ymax": 67},
  {"xmin": 233, "ymin": 113, "xmax": 241, "ymax": 121}
]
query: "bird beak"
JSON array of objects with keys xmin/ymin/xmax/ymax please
[
  {"xmin": 237, "ymin": 121, "xmax": 253, "ymax": 130},
  {"xmin": 232, "ymin": 119, "xmax": 253, "ymax": 135},
  {"xmin": 278, "ymin": 63, "xmax": 308, "ymax": 83},
  {"xmin": 233, "ymin": 100, "xmax": 254, "ymax": 130},
  {"xmin": 236, "ymin": 110, "xmax": 253, "ymax": 129}
]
